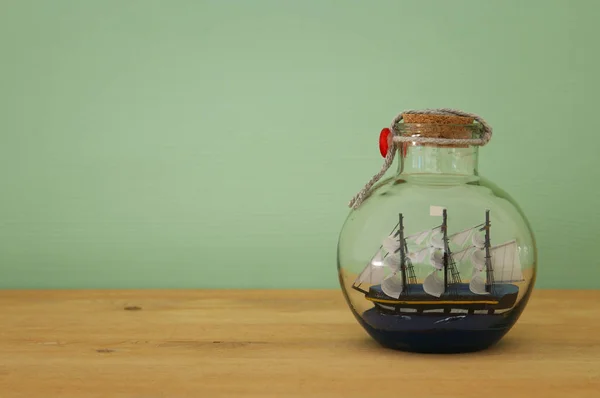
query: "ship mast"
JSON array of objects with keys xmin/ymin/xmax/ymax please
[
  {"xmin": 442, "ymin": 209, "xmax": 449, "ymax": 293},
  {"xmin": 398, "ymin": 213, "xmax": 408, "ymax": 293},
  {"xmin": 441, "ymin": 209, "xmax": 462, "ymax": 294},
  {"xmin": 484, "ymin": 210, "xmax": 495, "ymax": 293}
]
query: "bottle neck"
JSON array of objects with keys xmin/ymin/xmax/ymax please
[{"xmin": 397, "ymin": 144, "xmax": 479, "ymax": 181}]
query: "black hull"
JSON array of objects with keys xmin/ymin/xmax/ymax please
[{"xmin": 359, "ymin": 283, "xmax": 519, "ymax": 314}]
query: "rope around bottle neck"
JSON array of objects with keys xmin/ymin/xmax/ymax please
[{"xmin": 348, "ymin": 108, "xmax": 493, "ymax": 210}]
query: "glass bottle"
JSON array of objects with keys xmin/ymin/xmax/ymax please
[{"xmin": 337, "ymin": 111, "xmax": 536, "ymax": 353}]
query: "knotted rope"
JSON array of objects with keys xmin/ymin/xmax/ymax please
[{"xmin": 348, "ymin": 108, "xmax": 493, "ymax": 210}]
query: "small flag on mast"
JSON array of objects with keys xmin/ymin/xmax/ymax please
[{"xmin": 430, "ymin": 205, "xmax": 445, "ymax": 216}]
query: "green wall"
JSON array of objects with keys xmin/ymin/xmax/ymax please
[{"xmin": 1, "ymin": 0, "xmax": 598, "ymax": 289}]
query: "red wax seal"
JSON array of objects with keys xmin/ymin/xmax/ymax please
[{"xmin": 379, "ymin": 128, "xmax": 391, "ymax": 157}]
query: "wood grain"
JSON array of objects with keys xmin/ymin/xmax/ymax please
[{"xmin": 0, "ymin": 289, "xmax": 598, "ymax": 398}]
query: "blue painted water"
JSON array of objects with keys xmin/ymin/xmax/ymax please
[{"xmin": 349, "ymin": 287, "xmax": 532, "ymax": 353}]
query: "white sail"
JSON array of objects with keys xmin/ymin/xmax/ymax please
[
  {"xmin": 382, "ymin": 235, "xmax": 400, "ymax": 253},
  {"xmin": 354, "ymin": 250, "xmax": 386, "ymax": 285},
  {"xmin": 429, "ymin": 249, "xmax": 445, "ymax": 270},
  {"xmin": 381, "ymin": 272, "xmax": 404, "ymax": 298},
  {"xmin": 423, "ymin": 271, "xmax": 445, "ymax": 297},
  {"xmin": 472, "ymin": 232, "xmax": 485, "ymax": 249},
  {"xmin": 465, "ymin": 240, "xmax": 523, "ymax": 291},
  {"xmin": 372, "ymin": 249, "xmax": 384, "ymax": 266},
  {"xmin": 383, "ymin": 252, "xmax": 401, "ymax": 272},
  {"xmin": 406, "ymin": 230, "xmax": 432, "ymax": 245},
  {"xmin": 453, "ymin": 246, "xmax": 473, "ymax": 263},
  {"xmin": 469, "ymin": 270, "xmax": 489, "ymax": 295},
  {"xmin": 408, "ymin": 246, "xmax": 429, "ymax": 263},
  {"xmin": 469, "ymin": 240, "xmax": 523, "ymax": 282},
  {"xmin": 470, "ymin": 248, "xmax": 486, "ymax": 271},
  {"xmin": 355, "ymin": 263, "xmax": 386, "ymax": 285},
  {"xmin": 491, "ymin": 240, "xmax": 523, "ymax": 282},
  {"xmin": 429, "ymin": 227, "xmax": 444, "ymax": 249},
  {"xmin": 450, "ymin": 227, "xmax": 475, "ymax": 247}
]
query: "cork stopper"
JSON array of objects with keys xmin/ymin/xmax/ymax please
[{"xmin": 402, "ymin": 113, "xmax": 475, "ymax": 148}]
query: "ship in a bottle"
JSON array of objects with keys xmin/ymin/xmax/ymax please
[{"xmin": 352, "ymin": 207, "xmax": 522, "ymax": 315}]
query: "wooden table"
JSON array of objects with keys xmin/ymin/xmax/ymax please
[{"xmin": 0, "ymin": 289, "xmax": 598, "ymax": 397}]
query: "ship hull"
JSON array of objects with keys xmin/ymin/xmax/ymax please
[{"xmin": 363, "ymin": 283, "xmax": 519, "ymax": 314}]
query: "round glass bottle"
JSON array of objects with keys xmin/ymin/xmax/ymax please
[{"xmin": 337, "ymin": 112, "xmax": 536, "ymax": 353}]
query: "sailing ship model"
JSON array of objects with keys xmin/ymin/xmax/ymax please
[{"xmin": 352, "ymin": 208, "xmax": 522, "ymax": 315}]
